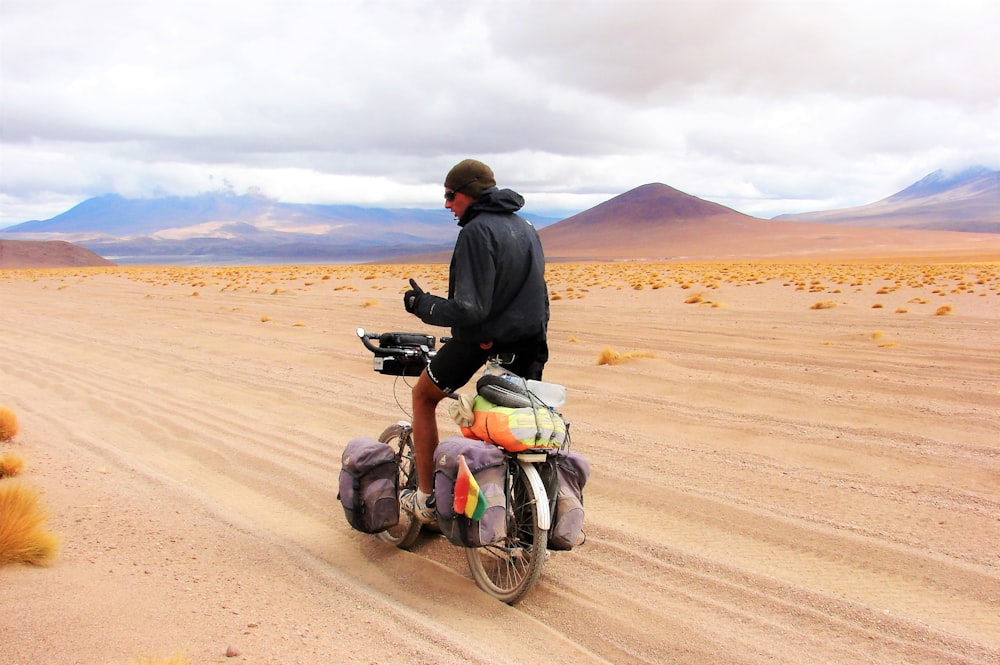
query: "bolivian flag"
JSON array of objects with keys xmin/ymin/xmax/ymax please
[{"xmin": 453, "ymin": 454, "xmax": 487, "ymax": 521}]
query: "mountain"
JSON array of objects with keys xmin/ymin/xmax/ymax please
[
  {"xmin": 536, "ymin": 182, "xmax": 1000, "ymax": 262},
  {"xmin": 5, "ymin": 170, "xmax": 1000, "ymax": 265},
  {"xmin": 0, "ymin": 193, "xmax": 462, "ymax": 262},
  {"xmin": 772, "ymin": 167, "xmax": 999, "ymax": 233},
  {"xmin": 2, "ymin": 192, "xmax": 565, "ymax": 264},
  {"xmin": 0, "ymin": 240, "xmax": 115, "ymax": 269},
  {"xmin": 538, "ymin": 183, "xmax": 759, "ymax": 259}
]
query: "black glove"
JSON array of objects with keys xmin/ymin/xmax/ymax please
[{"xmin": 403, "ymin": 278, "xmax": 425, "ymax": 314}]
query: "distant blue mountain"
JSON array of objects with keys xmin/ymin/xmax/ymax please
[
  {"xmin": 774, "ymin": 166, "xmax": 998, "ymax": 232},
  {"xmin": 1, "ymin": 192, "xmax": 566, "ymax": 264},
  {"xmin": 4, "ymin": 192, "xmax": 459, "ymax": 235},
  {"xmin": 886, "ymin": 166, "xmax": 997, "ymax": 202}
]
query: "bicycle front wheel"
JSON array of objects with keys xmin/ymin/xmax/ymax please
[
  {"xmin": 376, "ymin": 424, "xmax": 422, "ymax": 549},
  {"xmin": 465, "ymin": 464, "xmax": 548, "ymax": 604}
]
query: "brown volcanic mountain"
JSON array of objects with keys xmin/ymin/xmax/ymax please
[
  {"xmin": 538, "ymin": 183, "xmax": 759, "ymax": 259},
  {"xmin": 538, "ymin": 183, "xmax": 1000, "ymax": 261},
  {"xmin": 0, "ymin": 240, "xmax": 115, "ymax": 269}
]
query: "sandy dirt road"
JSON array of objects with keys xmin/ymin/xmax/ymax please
[{"xmin": 2, "ymin": 262, "xmax": 998, "ymax": 664}]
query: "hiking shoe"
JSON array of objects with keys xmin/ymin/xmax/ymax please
[{"xmin": 400, "ymin": 489, "xmax": 438, "ymax": 525}]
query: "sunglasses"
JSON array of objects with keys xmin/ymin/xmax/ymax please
[{"xmin": 444, "ymin": 177, "xmax": 479, "ymax": 201}]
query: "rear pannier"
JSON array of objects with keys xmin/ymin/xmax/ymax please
[
  {"xmin": 548, "ymin": 450, "xmax": 591, "ymax": 551},
  {"xmin": 434, "ymin": 436, "xmax": 508, "ymax": 547},
  {"xmin": 338, "ymin": 437, "xmax": 399, "ymax": 534}
]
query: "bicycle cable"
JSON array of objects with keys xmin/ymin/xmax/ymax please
[{"xmin": 391, "ymin": 374, "xmax": 415, "ymax": 420}]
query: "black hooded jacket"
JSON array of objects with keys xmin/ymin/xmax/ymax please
[{"xmin": 411, "ymin": 187, "xmax": 549, "ymax": 344}]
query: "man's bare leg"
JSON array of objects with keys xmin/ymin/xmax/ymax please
[{"xmin": 411, "ymin": 369, "xmax": 447, "ymax": 495}]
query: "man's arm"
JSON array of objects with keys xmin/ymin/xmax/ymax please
[{"xmin": 409, "ymin": 226, "xmax": 495, "ymax": 328}]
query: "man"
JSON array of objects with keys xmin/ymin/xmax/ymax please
[{"xmin": 400, "ymin": 158, "xmax": 549, "ymax": 523}]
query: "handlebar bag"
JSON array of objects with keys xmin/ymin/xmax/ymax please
[
  {"xmin": 378, "ymin": 332, "xmax": 435, "ymax": 349},
  {"xmin": 338, "ymin": 437, "xmax": 399, "ymax": 534},
  {"xmin": 460, "ymin": 395, "xmax": 568, "ymax": 452},
  {"xmin": 548, "ymin": 450, "xmax": 591, "ymax": 551},
  {"xmin": 434, "ymin": 436, "xmax": 507, "ymax": 547}
]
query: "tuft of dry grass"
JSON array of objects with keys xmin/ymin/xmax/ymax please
[
  {"xmin": 0, "ymin": 483, "xmax": 60, "ymax": 566},
  {"xmin": 0, "ymin": 406, "xmax": 18, "ymax": 442},
  {"xmin": 935, "ymin": 305, "xmax": 953, "ymax": 316},
  {"xmin": 597, "ymin": 347, "xmax": 657, "ymax": 366},
  {"xmin": 0, "ymin": 454, "xmax": 25, "ymax": 478},
  {"xmin": 810, "ymin": 301, "xmax": 837, "ymax": 310},
  {"xmin": 362, "ymin": 300, "xmax": 379, "ymax": 307},
  {"xmin": 683, "ymin": 293, "xmax": 703, "ymax": 304}
]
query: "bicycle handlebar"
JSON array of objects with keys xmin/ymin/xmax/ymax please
[{"xmin": 357, "ymin": 327, "xmax": 440, "ymax": 376}]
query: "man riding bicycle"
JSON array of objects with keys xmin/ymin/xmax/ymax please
[{"xmin": 401, "ymin": 158, "xmax": 550, "ymax": 524}]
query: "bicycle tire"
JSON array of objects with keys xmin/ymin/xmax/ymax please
[
  {"xmin": 465, "ymin": 463, "xmax": 548, "ymax": 604},
  {"xmin": 376, "ymin": 424, "xmax": 422, "ymax": 549}
]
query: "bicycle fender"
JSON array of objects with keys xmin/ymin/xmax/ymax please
[{"xmin": 517, "ymin": 461, "xmax": 551, "ymax": 531}]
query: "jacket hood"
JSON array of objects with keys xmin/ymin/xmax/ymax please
[{"xmin": 459, "ymin": 187, "xmax": 524, "ymax": 226}]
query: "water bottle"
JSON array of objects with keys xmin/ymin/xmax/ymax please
[{"xmin": 524, "ymin": 379, "xmax": 566, "ymax": 408}]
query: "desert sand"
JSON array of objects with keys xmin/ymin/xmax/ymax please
[{"xmin": 1, "ymin": 261, "xmax": 998, "ymax": 665}]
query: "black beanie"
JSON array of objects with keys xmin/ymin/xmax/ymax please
[{"xmin": 444, "ymin": 159, "xmax": 496, "ymax": 199}]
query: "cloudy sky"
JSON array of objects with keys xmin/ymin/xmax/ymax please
[{"xmin": 1, "ymin": 0, "xmax": 997, "ymax": 226}]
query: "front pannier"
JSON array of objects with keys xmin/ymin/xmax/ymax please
[
  {"xmin": 338, "ymin": 437, "xmax": 399, "ymax": 534},
  {"xmin": 434, "ymin": 436, "xmax": 507, "ymax": 547}
]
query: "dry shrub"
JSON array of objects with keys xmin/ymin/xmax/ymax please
[
  {"xmin": 597, "ymin": 347, "xmax": 656, "ymax": 366},
  {"xmin": 0, "ymin": 483, "xmax": 60, "ymax": 566},
  {"xmin": 0, "ymin": 454, "xmax": 24, "ymax": 478},
  {"xmin": 877, "ymin": 341, "xmax": 899, "ymax": 348},
  {"xmin": 0, "ymin": 406, "xmax": 18, "ymax": 442},
  {"xmin": 895, "ymin": 307, "xmax": 908, "ymax": 314},
  {"xmin": 684, "ymin": 293, "xmax": 703, "ymax": 304},
  {"xmin": 810, "ymin": 301, "xmax": 837, "ymax": 310},
  {"xmin": 362, "ymin": 300, "xmax": 379, "ymax": 307},
  {"xmin": 935, "ymin": 305, "xmax": 953, "ymax": 316},
  {"xmin": 871, "ymin": 303, "xmax": 883, "ymax": 309},
  {"xmin": 870, "ymin": 331, "xmax": 884, "ymax": 340}
]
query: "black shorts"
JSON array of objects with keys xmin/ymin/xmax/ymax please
[{"xmin": 426, "ymin": 336, "xmax": 548, "ymax": 394}]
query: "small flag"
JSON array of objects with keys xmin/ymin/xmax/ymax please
[{"xmin": 453, "ymin": 454, "xmax": 487, "ymax": 521}]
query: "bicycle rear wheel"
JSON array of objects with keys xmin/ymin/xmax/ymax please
[
  {"xmin": 465, "ymin": 464, "xmax": 548, "ymax": 604},
  {"xmin": 376, "ymin": 424, "xmax": 422, "ymax": 549}
]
